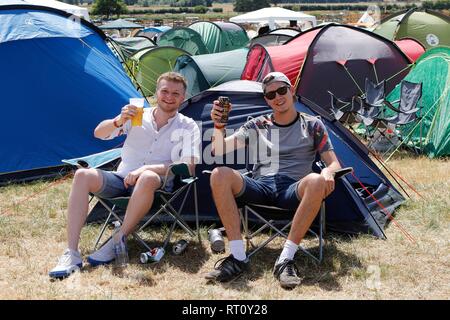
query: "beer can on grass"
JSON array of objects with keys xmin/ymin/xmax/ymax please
[
  {"xmin": 218, "ymin": 96, "xmax": 231, "ymax": 124},
  {"xmin": 172, "ymin": 239, "xmax": 189, "ymax": 255},
  {"xmin": 140, "ymin": 247, "xmax": 165, "ymax": 264}
]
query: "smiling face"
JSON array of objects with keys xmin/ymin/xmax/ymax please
[
  {"xmin": 156, "ymin": 79, "xmax": 186, "ymax": 113},
  {"xmin": 263, "ymin": 81, "xmax": 295, "ymax": 114}
]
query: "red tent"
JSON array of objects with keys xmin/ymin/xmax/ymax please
[
  {"xmin": 394, "ymin": 38, "xmax": 426, "ymax": 62},
  {"xmin": 242, "ymin": 24, "xmax": 412, "ymax": 116}
]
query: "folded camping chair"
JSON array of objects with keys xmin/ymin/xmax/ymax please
[
  {"xmin": 328, "ymin": 91, "xmax": 362, "ymax": 126},
  {"xmin": 371, "ymin": 80, "xmax": 423, "ymax": 155},
  {"xmin": 62, "ymin": 148, "xmax": 200, "ymax": 256}
]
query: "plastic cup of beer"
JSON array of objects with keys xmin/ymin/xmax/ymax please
[{"xmin": 129, "ymin": 98, "xmax": 145, "ymax": 127}]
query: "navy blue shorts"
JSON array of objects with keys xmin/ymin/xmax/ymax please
[{"xmin": 235, "ymin": 174, "xmax": 301, "ymax": 210}]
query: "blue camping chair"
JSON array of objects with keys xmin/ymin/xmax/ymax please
[{"xmin": 63, "ymin": 148, "xmax": 200, "ymax": 259}]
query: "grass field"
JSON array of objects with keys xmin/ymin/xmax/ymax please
[{"xmin": 0, "ymin": 155, "xmax": 448, "ymax": 299}]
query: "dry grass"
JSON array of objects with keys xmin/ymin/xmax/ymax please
[{"xmin": 0, "ymin": 155, "xmax": 448, "ymax": 300}]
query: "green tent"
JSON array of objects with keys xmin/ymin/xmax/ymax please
[
  {"xmin": 188, "ymin": 21, "xmax": 249, "ymax": 53},
  {"xmin": 129, "ymin": 46, "xmax": 190, "ymax": 97},
  {"xmin": 373, "ymin": 9, "xmax": 450, "ymax": 49},
  {"xmin": 386, "ymin": 47, "xmax": 450, "ymax": 157},
  {"xmin": 157, "ymin": 27, "xmax": 209, "ymax": 56},
  {"xmin": 173, "ymin": 48, "xmax": 249, "ymax": 98},
  {"xmin": 109, "ymin": 36, "xmax": 156, "ymax": 60}
]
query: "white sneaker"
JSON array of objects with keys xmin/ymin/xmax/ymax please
[
  {"xmin": 87, "ymin": 238, "xmax": 116, "ymax": 267},
  {"xmin": 49, "ymin": 249, "xmax": 82, "ymax": 279}
]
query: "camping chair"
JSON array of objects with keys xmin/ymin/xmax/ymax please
[
  {"xmin": 328, "ymin": 91, "xmax": 362, "ymax": 126},
  {"xmin": 240, "ymin": 159, "xmax": 353, "ymax": 263},
  {"xmin": 368, "ymin": 80, "xmax": 423, "ymax": 155},
  {"xmin": 353, "ymin": 78, "xmax": 386, "ymax": 126},
  {"xmin": 203, "ymin": 133, "xmax": 353, "ymax": 264},
  {"xmin": 62, "ymin": 148, "xmax": 200, "ymax": 257}
]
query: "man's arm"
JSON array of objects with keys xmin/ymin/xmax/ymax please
[
  {"xmin": 320, "ymin": 150, "xmax": 341, "ymax": 197},
  {"xmin": 94, "ymin": 104, "xmax": 138, "ymax": 139},
  {"xmin": 210, "ymin": 100, "xmax": 245, "ymax": 156}
]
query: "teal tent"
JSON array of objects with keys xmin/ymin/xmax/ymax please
[
  {"xmin": 188, "ymin": 21, "xmax": 249, "ymax": 53},
  {"xmin": 129, "ymin": 46, "xmax": 190, "ymax": 97},
  {"xmin": 386, "ymin": 47, "xmax": 450, "ymax": 158},
  {"xmin": 157, "ymin": 27, "xmax": 208, "ymax": 55},
  {"xmin": 174, "ymin": 48, "xmax": 249, "ymax": 97}
]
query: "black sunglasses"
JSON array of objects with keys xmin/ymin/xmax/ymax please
[{"xmin": 264, "ymin": 86, "xmax": 289, "ymax": 100}]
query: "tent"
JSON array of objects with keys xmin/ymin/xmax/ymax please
[
  {"xmin": 174, "ymin": 80, "xmax": 405, "ymax": 237},
  {"xmin": 249, "ymin": 28, "xmax": 301, "ymax": 47},
  {"xmin": 157, "ymin": 27, "xmax": 208, "ymax": 56},
  {"xmin": 129, "ymin": 46, "xmax": 190, "ymax": 97},
  {"xmin": 0, "ymin": 3, "xmax": 142, "ymax": 182},
  {"xmin": 242, "ymin": 24, "xmax": 412, "ymax": 115},
  {"xmin": 230, "ymin": 7, "xmax": 317, "ymax": 30},
  {"xmin": 100, "ymin": 18, "xmax": 143, "ymax": 30},
  {"xmin": 8, "ymin": 0, "xmax": 90, "ymax": 21},
  {"xmin": 394, "ymin": 38, "xmax": 425, "ymax": 62},
  {"xmin": 188, "ymin": 21, "xmax": 249, "ymax": 53},
  {"xmin": 173, "ymin": 48, "xmax": 249, "ymax": 98},
  {"xmin": 373, "ymin": 8, "xmax": 450, "ymax": 49},
  {"xmin": 385, "ymin": 47, "xmax": 450, "ymax": 158},
  {"xmin": 136, "ymin": 26, "xmax": 171, "ymax": 40},
  {"xmin": 108, "ymin": 36, "xmax": 156, "ymax": 61}
]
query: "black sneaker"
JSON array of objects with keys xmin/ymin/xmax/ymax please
[
  {"xmin": 205, "ymin": 254, "xmax": 248, "ymax": 282},
  {"xmin": 273, "ymin": 259, "xmax": 302, "ymax": 289}
]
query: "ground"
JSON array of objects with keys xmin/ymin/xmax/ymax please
[{"xmin": 0, "ymin": 155, "xmax": 448, "ymax": 299}]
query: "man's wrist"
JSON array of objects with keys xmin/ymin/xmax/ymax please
[
  {"xmin": 113, "ymin": 116, "xmax": 123, "ymax": 128},
  {"xmin": 214, "ymin": 123, "xmax": 226, "ymax": 130}
]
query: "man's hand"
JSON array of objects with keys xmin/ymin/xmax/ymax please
[
  {"xmin": 211, "ymin": 100, "xmax": 232, "ymax": 128},
  {"xmin": 123, "ymin": 167, "xmax": 145, "ymax": 188},
  {"xmin": 321, "ymin": 167, "xmax": 335, "ymax": 197},
  {"xmin": 117, "ymin": 104, "xmax": 138, "ymax": 126}
]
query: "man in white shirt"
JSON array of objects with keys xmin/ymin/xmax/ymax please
[{"xmin": 49, "ymin": 72, "xmax": 200, "ymax": 279}]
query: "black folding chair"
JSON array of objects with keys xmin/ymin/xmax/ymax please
[
  {"xmin": 63, "ymin": 149, "xmax": 200, "ymax": 256},
  {"xmin": 240, "ymin": 163, "xmax": 353, "ymax": 264}
]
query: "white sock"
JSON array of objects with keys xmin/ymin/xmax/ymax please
[
  {"xmin": 229, "ymin": 240, "xmax": 246, "ymax": 261},
  {"xmin": 277, "ymin": 240, "xmax": 298, "ymax": 264}
]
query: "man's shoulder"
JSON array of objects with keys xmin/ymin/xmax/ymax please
[{"xmin": 176, "ymin": 112, "xmax": 198, "ymax": 128}]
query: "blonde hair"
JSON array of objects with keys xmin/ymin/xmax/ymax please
[{"xmin": 156, "ymin": 72, "xmax": 187, "ymax": 92}]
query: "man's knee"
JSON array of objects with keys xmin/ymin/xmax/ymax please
[
  {"xmin": 136, "ymin": 171, "xmax": 161, "ymax": 190},
  {"xmin": 298, "ymin": 173, "xmax": 326, "ymax": 197},
  {"xmin": 210, "ymin": 167, "xmax": 235, "ymax": 189},
  {"xmin": 72, "ymin": 168, "xmax": 102, "ymax": 193}
]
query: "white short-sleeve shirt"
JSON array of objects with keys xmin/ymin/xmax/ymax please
[{"xmin": 105, "ymin": 107, "xmax": 201, "ymax": 178}]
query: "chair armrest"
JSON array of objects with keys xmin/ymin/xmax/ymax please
[
  {"xmin": 384, "ymin": 100, "xmax": 401, "ymax": 113},
  {"xmin": 333, "ymin": 167, "xmax": 353, "ymax": 179},
  {"xmin": 62, "ymin": 148, "xmax": 122, "ymax": 169},
  {"xmin": 169, "ymin": 162, "xmax": 192, "ymax": 178}
]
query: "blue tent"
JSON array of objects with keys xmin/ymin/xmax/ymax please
[
  {"xmin": 0, "ymin": 3, "xmax": 144, "ymax": 182},
  {"xmin": 176, "ymin": 80, "xmax": 405, "ymax": 238}
]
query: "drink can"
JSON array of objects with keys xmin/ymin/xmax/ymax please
[
  {"xmin": 172, "ymin": 239, "xmax": 188, "ymax": 255},
  {"xmin": 140, "ymin": 247, "xmax": 165, "ymax": 264},
  {"xmin": 208, "ymin": 229, "xmax": 225, "ymax": 253},
  {"xmin": 218, "ymin": 96, "xmax": 231, "ymax": 124}
]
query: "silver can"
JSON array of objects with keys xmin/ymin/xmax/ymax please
[{"xmin": 208, "ymin": 229, "xmax": 225, "ymax": 253}]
